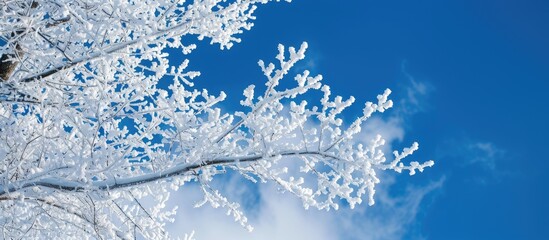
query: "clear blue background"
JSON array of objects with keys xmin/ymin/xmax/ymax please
[{"xmin": 182, "ymin": 0, "xmax": 549, "ymax": 239}]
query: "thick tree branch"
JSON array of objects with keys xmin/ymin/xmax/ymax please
[{"xmin": 0, "ymin": 150, "xmax": 338, "ymax": 196}]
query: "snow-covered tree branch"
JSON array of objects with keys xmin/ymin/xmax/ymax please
[{"xmin": 0, "ymin": 0, "xmax": 433, "ymax": 239}]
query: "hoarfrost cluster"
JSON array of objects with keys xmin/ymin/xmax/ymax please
[{"xmin": 0, "ymin": 0, "xmax": 433, "ymax": 239}]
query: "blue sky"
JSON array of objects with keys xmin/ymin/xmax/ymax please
[{"xmin": 167, "ymin": 0, "xmax": 549, "ymax": 239}]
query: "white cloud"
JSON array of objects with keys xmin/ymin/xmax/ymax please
[
  {"xmin": 335, "ymin": 174, "xmax": 444, "ymax": 240},
  {"xmin": 166, "ymin": 180, "xmax": 337, "ymax": 240},
  {"xmin": 166, "ymin": 172, "xmax": 443, "ymax": 240},
  {"xmin": 358, "ymin": 116, "xmax": 404, "ymax": 145}
]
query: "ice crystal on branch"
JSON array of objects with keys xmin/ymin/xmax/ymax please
[{"xmin": 0, "ymin": 0, "xmax": 432, "ymax": 239}]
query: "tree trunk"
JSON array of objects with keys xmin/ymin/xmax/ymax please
[
  {"xmin": 0, "ymin": 44, "xmax": 23, "ymax": 81},
  {"xmin": 0, "ymin": 1, "xmax": 37, "ymax": 81}
]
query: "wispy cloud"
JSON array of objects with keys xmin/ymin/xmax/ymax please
[
  {"xmin": 293, "ymin": 47, "xmax": 322, "ymax": 74},
  {"xmin": 466, "ymin": 141, "xmax": 505, "ymax": 171},
  {"xmin": 436, "ymin": 137, "xmax": 508, "ymax": 185},
  {"xmin": 396, "ymin": 61, "xmax": 435, "ymax": 117}
]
